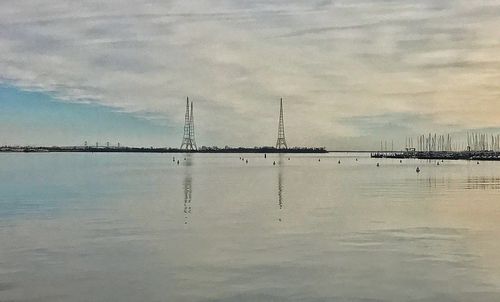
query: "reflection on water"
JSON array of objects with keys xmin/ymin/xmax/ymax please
[
  {"xmin": 466, "ymin": 177, "xmax": 500, "ymax": 190},
  {"xmin": 277, "ymin": 155, "xmax": 284, "ymax": 222},
  {"xmin": 183, "ymin": 154, "xmax": 193, "ymax": 224},
  {"xmin": 417, "ymin": 176, "xmax": 453, "ymax": 190},
  {"xmin": 2, "ymin": 153, "xmax": 500, "ymax": 301},
  {"xmin": 183, "ymin": 174, "xmax": 192, "ymax": 225},
  {"xmin": 416, "ymin": 176, "xmax": 500, "ymax": 190}
]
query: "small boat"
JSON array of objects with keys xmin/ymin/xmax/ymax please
[
  {"xmin": 338, "ymin": 160, "xmax": 341, "ymax": 164},
  {"xmin": 416, "ymin": 167, "xmax": 420, "ymax": 173},
  {"xmin": 376, "ymin": 163, "xmax": 380, "ymax": 167}
]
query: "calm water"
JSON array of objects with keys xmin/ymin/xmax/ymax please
[{"xmin": 1, "ymin": 153, "xmax": 500, "ymax": 301}]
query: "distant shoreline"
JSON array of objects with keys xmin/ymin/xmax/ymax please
[{"xmin": 0, "ymin": 146, "xmax": 328, "ymax": 154}]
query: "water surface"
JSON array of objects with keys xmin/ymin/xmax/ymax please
[{"xmin": 1, "ymin": 153, "xmax": 500, "ymax": 301}]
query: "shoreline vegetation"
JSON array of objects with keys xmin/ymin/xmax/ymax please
[{"xmin": 0, "ymin": 146, "xmax": 327, "ymax": 154}]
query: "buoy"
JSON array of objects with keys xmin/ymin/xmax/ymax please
[
  {"xmin": 416, "ymin": 167, "xmax": 420, "ymax": 173},
  {"xmin": 338, "ymin": 160, "xmax": 341, "ymax": 164},
  {"xmin": 437, "ymin": 162, "xmax": 440, "ymax": 166},
  {"xmin": 376, "ymin": 163, "xmax": 380, "ymax": 167},
  {"xmin": 318, "ymin": 159, "xmax": 321, "ymax": 162}
]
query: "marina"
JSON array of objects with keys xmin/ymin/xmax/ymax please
[
  {"xmin": 373, "ymin": 132, "xmax": 500, "ymax": 161},
  {"xmin": 371, "ymin": 150, "xmax": 500, "ymax": 161}
]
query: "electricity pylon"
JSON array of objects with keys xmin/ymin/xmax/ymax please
[
  {"xmin": 180, "ymin": 97, "xmax": 197, "ymax": 150},
  {"xmin": 276, "ymin": 98, "xmax": 287, "ymax": 149}
]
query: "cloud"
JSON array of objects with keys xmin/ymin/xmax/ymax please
[{"xmin": 0, "ymin": 0, "xmax": 500, "ymax": 148}]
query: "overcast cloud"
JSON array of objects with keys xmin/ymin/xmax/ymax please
[{"xmin": 1, "ymin": 0, "xmax": 500, "ymax": 148}]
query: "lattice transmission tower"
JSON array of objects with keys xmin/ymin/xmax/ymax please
[
  {"xmin": 276, "ymin": 98, "xmax": 288, "ymax": 149},
  {"xmin": 189, "ymin": 101, "xmax": 197, "ymax": 150},
  {"xmin": 180, "ymin": 97, "xmax": 197, "ymax": 150}
]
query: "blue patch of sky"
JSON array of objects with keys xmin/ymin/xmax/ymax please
[{"xmin": 0, "ymin": 85, "xmax": 179, "ymax": 146}]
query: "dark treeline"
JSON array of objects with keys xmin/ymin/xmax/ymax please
[{"xmin": 0, "ymin": 145, "xmax": 327, "ymax": 154}]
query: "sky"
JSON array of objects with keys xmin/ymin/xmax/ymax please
[{"xmin": 1, "ymin": 0, "xmax": 500, "ymax": 149}]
